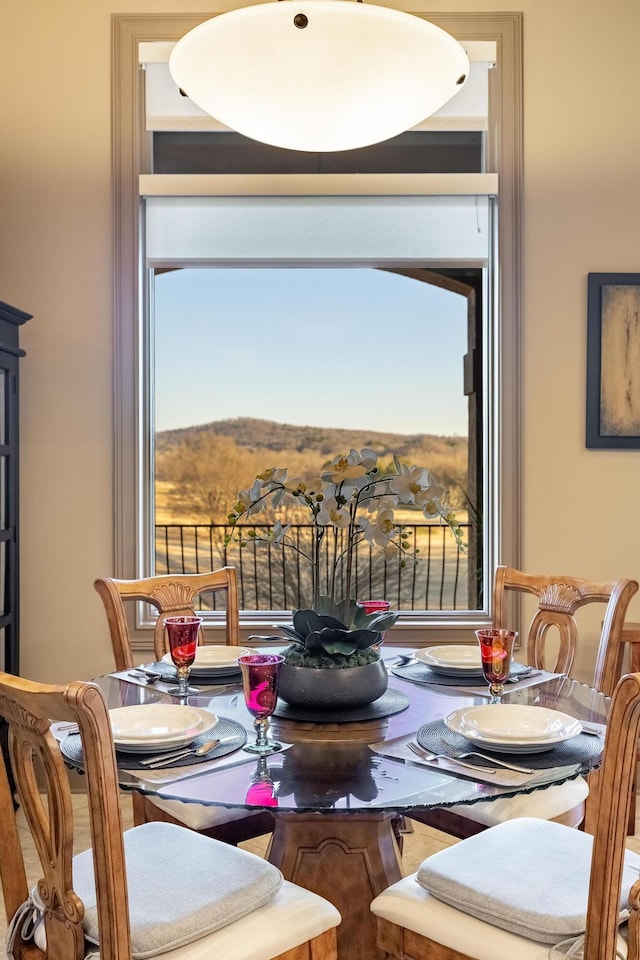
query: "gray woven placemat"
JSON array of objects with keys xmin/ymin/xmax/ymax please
[
  {"xmin": 60, "ymin": 716, "xmax": 247, "ymax": 771},
  {"xmin": 392, "ymin": 660, "xmax": 533, "ymax": 687},
  {"xmin": 417, "ymin": 719, "xmax": 603, "ymax": 770},
  {"xmin": 273, "ymin": 687, "xmax": 410, "ymax": 723}
]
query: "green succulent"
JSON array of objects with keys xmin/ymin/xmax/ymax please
[{"xmin": 279, "ymin": 596, "xmax": 398, "ymax": 661}]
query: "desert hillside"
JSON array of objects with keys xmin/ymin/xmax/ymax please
[{"xmin": 155, "ymin": 417, "xmax": 468, "ymax": 524}]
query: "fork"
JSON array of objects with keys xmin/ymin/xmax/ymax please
[
  {"xmin": 407, "ymin": 741, "xmax": 498, "ymax": 774},
  {"xmin": 437, "ymin": 739, "xmax": 534, "ymax": 774}
]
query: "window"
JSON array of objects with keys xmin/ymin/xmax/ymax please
[
  {"xmin": 113, "ymin": 12, "xmax": 522, "ymax": 647},
  {"xmin": 153, "ymin": 265, "xmax": 475, "ymax": 612}
]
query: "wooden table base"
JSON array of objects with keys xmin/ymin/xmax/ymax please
[{"xmin": 267, "ymin": 811, "xmax": 403, "ymax": 960}]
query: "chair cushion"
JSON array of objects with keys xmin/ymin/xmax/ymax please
[
  {"xmin": 415, "ymin": 818, "xmax": 640, "ymax": 944},
  {"xmin": 371, "ymin": 873, "xmax": 629, "ymax": 960},
  {"xmin": 26, "ymin": 878, "xmax": 341, "ymax": 960},
  {"xmin": 72, "ymin": 821, "xmax": 283, "ymax": 958},
  {"xmin": 148, "ymin": 795, "xmax": 254, "ymax": 829},
  {"xmin": 444, "ymin": 776, "xmax": 589, "ymax": 827}
]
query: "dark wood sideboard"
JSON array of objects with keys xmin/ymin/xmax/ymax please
[{"xmin": 0, "ymin": 301, "xmax": 30, "ymax": 676}]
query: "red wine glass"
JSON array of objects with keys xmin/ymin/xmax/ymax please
[
  {"xmin": 165, "ymin": 615, "xmax": 202, "ymax": 698},
  {"xmin": 358, "ymin": 599, "xmax": 391, "ymax": 643},
  {"xmin": 238, "ymin": 653, "xmax": 284, "ymax": 755},
  {"xmin": 476, "ymin": 628, "xmax": 518, "ymax": 703}
]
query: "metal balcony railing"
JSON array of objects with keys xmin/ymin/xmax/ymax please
[{"xmin": 155, "ymin": 522, "xmax": 475, "ymax": 611}]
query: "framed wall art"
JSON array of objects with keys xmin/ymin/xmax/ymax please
[{"xmin": 586, "ymin": 272, "xmax": 640, "ymax": 449}]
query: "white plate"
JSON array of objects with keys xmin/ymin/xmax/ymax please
[
  {"xmin": 109, "ymin": 705, "xmax": 218, "ymax": 750},
  {"xmin": 162, "ymin": 645, "xmax": 249, "ymax": 674},
  {"xmin": 444, "ymin": 704, "xmax": 582, "ymax": 752},
  {"xmin": 415, "ymin": 644, "xmax": 483, "ymax": 676}
]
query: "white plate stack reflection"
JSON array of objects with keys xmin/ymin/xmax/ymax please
[
  {"xmin": 109, "ymin": 704, "xmax": 218, "ymax": 754},
  {"xmin": 444, "ymin": 704, "xmax": 583, "ymax": 754}
]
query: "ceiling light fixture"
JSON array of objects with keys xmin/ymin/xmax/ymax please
[{"xmin": 169, "ymin": 1, "xmax": 469, "ymax": 153}]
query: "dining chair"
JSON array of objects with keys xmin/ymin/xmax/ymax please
[
  {"xmin": 410, "ymin": 566, "xmax": 639, "ymax": 839},
  {"xmin": 93, "ymin": 567, "xmax": 240, "ymax": 671},
  {"xmin": 0, "ymin": 671, "xmax": 340, "ymax": 960},
  {"xmin": 94, "ymin": 569, "xmax": 274, "ymax": 845},
  {"xmin": 371, "ymin": 669, "xmax": 640, "ymax": 960}
]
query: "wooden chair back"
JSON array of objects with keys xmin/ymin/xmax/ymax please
[
  {"xmin": 0, "ymin": 673, "xmax": 130, "ymax": 960},
  {"xmin": 94, "ymin": 568, "xmax": 240, "ymax": 670},
  {"xmin": 493, "ymin": 566, "xmax": 639, "ymax": 696}
]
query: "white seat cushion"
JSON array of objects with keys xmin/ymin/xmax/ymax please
[
  {"xmin": 444, "ymin": 776, "xmax": 589, "ymax": 827},
  {"xmin": 30, "ymin": 879, "xmax": 340, "ymax": 960},
  {"xmin": 157, "ymin": 881, "xmax": 340, "ymax": 960},
  {"xmin": 148, "ymin": 795, "xmax": 254, "ymax": 829},
  {"xmin": 371, "ymin": 873, "xmax": 629, "ymax": 960}
]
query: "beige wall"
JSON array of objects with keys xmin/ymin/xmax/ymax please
[{"xmin": 1, "ymin": 0, "xmax": 639, "ymax": 684}]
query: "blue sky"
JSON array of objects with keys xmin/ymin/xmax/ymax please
[{"xmin": 154, "ymin": 267, "xmax": 468, "ymax": 436}]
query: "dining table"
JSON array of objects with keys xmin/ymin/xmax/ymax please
[{"xmin": 64, "ymin": 646, "xmax": 609, "ymax": 960}]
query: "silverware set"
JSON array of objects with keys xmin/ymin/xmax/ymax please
[
  {"xmin": 139, "ymin": 738, "xmax": 223, "ymax": 768},
  {"xmin": 435, "ymin": 739, "xmax": 534, "ymax": 774},
  {"xmin": 407, "ymin": 740, "xmax": 499, "ymax": 773},
  {"xmin": 407, "ymin": 740, "xmax": 535, "ymax": 775}
]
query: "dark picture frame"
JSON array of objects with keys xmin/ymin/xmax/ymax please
[{"xmin": 586, "ymin": 272, "xmax": 640, "ymax": 449}]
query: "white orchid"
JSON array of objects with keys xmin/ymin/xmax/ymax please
[
  {"xmin": 323, "ymin": 448, "xmax": 377, "ymax": 483},
  {"xmin": 226, "ymin": 448, "xmax": 465, "ymax": 608}
]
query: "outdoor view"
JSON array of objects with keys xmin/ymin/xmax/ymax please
[{"xmin": 153, "ymin": 267, "xmax": 474, "ymax": 612}]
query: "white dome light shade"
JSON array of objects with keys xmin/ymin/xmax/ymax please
[{"xmin": 169, "ymin": 2, "xmax": 469, "ymax": 153}]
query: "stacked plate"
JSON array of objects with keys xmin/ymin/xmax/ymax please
[
  {"xmin": 109, "ymin": 703, "xmax": 218, "ymax": 754},
  {"xmin": 444, "ymin": 704, "xmax": 582, "ymax": 754},
  {"xmin": 161, "ymin": 645, "xmax": 250, "ymax": 680},
  {"xmin": 415, "ymin": 644, "xmax": 484, "ymax": 677}
]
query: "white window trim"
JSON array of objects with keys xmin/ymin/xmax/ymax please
[{"xmin": 112, "ymin": 12, "xmax": 523, "ymax": 649}]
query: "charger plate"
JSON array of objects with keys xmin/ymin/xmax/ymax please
[
  {"xmin": 272, "ymin": 688, "xmax": 410, "ymax": 723},
  {"xmin": 60, "ymin": 716, "xmax": 247, "ymax": 771}
]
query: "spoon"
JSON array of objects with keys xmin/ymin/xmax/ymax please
[{"xmin": 140, "ymin": 738, "xmax": 220, "ymax": 767}]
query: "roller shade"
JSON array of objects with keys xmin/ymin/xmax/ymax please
[{"xmin": 144, "ymin": 194, "xmax": 492, "ymax": 265}]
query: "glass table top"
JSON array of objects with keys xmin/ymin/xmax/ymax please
[{"xmin": 85, "ymin": 650, "xmax": 608, "ymax": 816}]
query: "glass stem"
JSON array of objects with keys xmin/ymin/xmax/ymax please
[
  {"xmin": 254, "ymin": 716, "xmax": 269, "ymax": 747},
  {"xmin": 177, "ymin": 666, "xmax": 189, "ymax": 697},
  {"xmin": 488, "ymin": 682, "xmax": 504, "ymax": 704}
]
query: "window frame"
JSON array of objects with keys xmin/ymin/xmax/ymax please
[{"xmin": 112, "ymin": 12, "xmax": 523, "ymax": 651}]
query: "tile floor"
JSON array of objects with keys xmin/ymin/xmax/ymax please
[{"xmin": 3, "ymin": 792, "xmax": 639, "ymax": 951}]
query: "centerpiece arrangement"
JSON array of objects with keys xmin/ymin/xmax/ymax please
[{"xmin": 226, "ymin": 447, "xmax": 464, "ymax": 709}]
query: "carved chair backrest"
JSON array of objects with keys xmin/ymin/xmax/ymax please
[
  {"xmin": 0, "ymin": 673, "xmax": 130, "ymax": 960},
  {"xmin": 493, "ymin": 566, "xmax": 639, "ymax": 696},
  {"xmin": 582, "ymin": 671, "xmax": 640, "ymax": 959},
  {"xmin": 94, "ymin": 568, "xmax": 241, "ymax": 670}
]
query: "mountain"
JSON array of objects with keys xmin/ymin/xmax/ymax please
[{"xmin": 156, "ymin": 417, "xmax": 466, "ymax": 458}]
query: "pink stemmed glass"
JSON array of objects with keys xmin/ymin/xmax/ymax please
[
  {"xmin": 165, "ymin": 616, "xmax": 202, "ymax": 698},
  {"xmin": 476, "ymin": 628, "xmax": 518, "ymax": 703},
  {"xmin": 238, "ymin": 653, "xmax": 284, "ymax": 755},
  {"xmin": 359, "ymin": 599, "xmax": 391, "ymax": 643}
]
